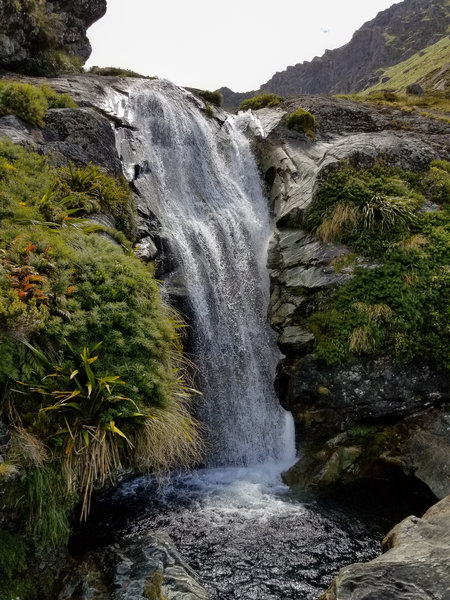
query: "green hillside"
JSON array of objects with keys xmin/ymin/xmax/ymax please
[{"xmin": 364, "ymin": 34, "xmax": 450, "ymax": 94}]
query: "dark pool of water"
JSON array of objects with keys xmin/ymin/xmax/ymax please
[{"xmin": 71, "ymin": 462, "xmax": 434, "ymax": 600}]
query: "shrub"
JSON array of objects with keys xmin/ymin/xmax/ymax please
[
  {"xmin": 39, "ymin": 84, "xmax": 77, "ymax": 109},
  {"xmin": 88, "ymin": 66, "xmax": 150, "ymax": 78},
  {"xmin": 238, "ymin": 93, "xmax": 285, "ymax": 111},
  {"xmin": 421, "ymin": 161, "xmax": 450, "ymax": 205},
  {"xmin": 0, "ymin": 81, "xmax": 77, "ymax": 127},
  {"xmin": 0, "ymin": 81, "xmax": 48, "ymax": 126},
  {"xmin": 195, "ymin": 89, "xmax": 223, "ymax": 107},
  {"xmin": 285, "ymin": 107, "xmax": 317, "ymax": 136}
]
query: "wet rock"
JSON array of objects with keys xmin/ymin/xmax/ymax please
[
  {"xmin": 278, "ymin": 326, "xmax": 315, "ymax": 354},
  {"xmin": 283, "ymin": 409, "xmax": 450, "ymax": 500},
  {"xmin": 278, "ymin": 354, "xmax": 449, "ymax": 441},
  {"xmin": 320, "ymin": 494, "xmax": 450, "ymax": 600},
  {"xmin": 58, "ymin": 532, "xmax": 209, "ymax": 600},
  {"xmin": 41, "ymin": 108, "xmax": 122, "ymax": 174},
  {"xmin": 0, "ymin": 104, "xmax": 122, "ymax": 175},
  {"xmin": 135, "ymin": 236, "xmax": 158, "ymax": 262},
  {"xmin": 250, "ymin": 97, "xmax": 450, "ymax": 499}
]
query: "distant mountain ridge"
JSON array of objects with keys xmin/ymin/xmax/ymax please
[{"xmin": 219, "ymin": 0, "xmax": 450, "ymax": 109}]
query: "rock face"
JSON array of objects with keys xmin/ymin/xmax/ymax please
[
  {"xmin": 283, "ymin": 409, "xmax": 450, "ymax": 500},
  {"xmin": 320, "ymin": 495, "xmax": 450, "ymax": 600},
  {"xmin": 58, "ymin": 532, "xmax": 209, "ymax": 600},
  {"xmin": 246, "ymin": 95, "xmax": 450, "ymax": 498},
  {"xmin": 0, "ymin": 0, "xmax": 107, "ymax": 74},
  {"xmin": 219, "ymin": 0, "xmax": 450, "ymax": 109}
]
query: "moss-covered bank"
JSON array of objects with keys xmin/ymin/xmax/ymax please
[{"xmin": 0, "ymin": 140, "xmax": 203, "ymax": 599}]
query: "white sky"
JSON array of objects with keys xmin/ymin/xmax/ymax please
[{"xmin": 86, "ymin": 0, "xmax": 400, "ymax": 92}]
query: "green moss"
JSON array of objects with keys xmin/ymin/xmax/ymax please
[
  {"xmin": 331, "ymin": 253, "xmax": 358, "ymax": 273},
  {"xmin": 304, "ymin": 161, "xmax": 450, "ymax": 368},
  {"xmin": 204, "ymin": 102, "xmax": 214, "ymax": 118},
  {"xmin": 0, "ymin": 81, "xmax": 78, "ymax": 127},
  {"xmin": 285, "ymin": 108, "xmax": 317, "ymax": 137},
  {"xmin": 0, "ymin": 530, "xmax": 27, "ymax": 581},
  {"xmin": 238, "ymin": 93, "xmax": 285, "ymax": 111}
]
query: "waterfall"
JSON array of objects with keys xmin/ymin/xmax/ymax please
[{"xmin": 112, "ymin": 80, "xmax": 295, "ymax": 467}]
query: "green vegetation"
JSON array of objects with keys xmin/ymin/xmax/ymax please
[
  {"xmin": 337, "ymin": 89, "xmax": 450, "ymax": 124},
  {"xmin": 304, "ymin": 161, "xmax": 450, "ymax": 367},
  {"xmin": 0, "ymin": 140, "xmax": 203, "ymax": 598},
  {"xmin": 195, "ymin": 89, "xmax": 223, "ymax": 107},
  {"xmin": 238, "ymin": 93, "xmax": 285, "ymax": 111},
  {"xmin": 363, "ymin": 35, "xmax": 450, "ymax": 94},
  {"xmin": 88, "ymin": 66, "xmax": 152, "ymax": 78},
  {"xmin": 43, "ymin": 161, "xmax": 137, "ymax": 237},
  {"xmin": 285, "ymin": 107, "xmax": 317, "ymax": 137},
  {"xmin": 0, "ymin": 81, "xmax": 77, "ymax": 127}
]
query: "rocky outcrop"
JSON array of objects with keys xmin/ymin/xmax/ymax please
[
  {"xmin": 283, "ymin": 409, "xmax": 450, "ymax": 500},
  {"xmin": 0, "ymin": 0, "xmax": 107, "ymax": 75},
  {"xmin": 219, "ymin": 0, "xmax": 450, "ymax": 109},
  {"xmin": 59, "ymin": 532, "xmax": 209, "ymax": 600},
  {"xmin": 320, "ymin": 494, "xmax": 450, "ymax": 600},
  {"xmin": 245, "ymin": 95, "xmax": 450, "ymax": 497}
]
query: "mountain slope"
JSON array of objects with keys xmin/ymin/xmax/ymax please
[
  {"xmin": 219, "ymin": 0, "xmax": 450, "ymax": 108},
  {"xmin": 363, "ymin": 35, "xmax": 450, "ymax": 94}
]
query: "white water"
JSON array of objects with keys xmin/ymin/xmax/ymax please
[{"xmin": 112, "ymin": 79, "xmax": 295, "ymax": 467}]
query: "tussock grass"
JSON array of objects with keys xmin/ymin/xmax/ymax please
[
  {"xmin": 349, "ymin": 326, "xmax": 374, "ymax": 353},
  {"xmin": 316, "ymin": 203, "xmax": 357, "ymax": 242}
]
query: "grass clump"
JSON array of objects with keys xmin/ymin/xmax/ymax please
[
  {"xmin": 46, "ymin": 162, "xmax": 137, "ymax": 238},
  {"xmin": 304, "ymin": 160, "xmax": 450, "ymax": 367},
  {"xmin": 239, "ymin": 93, "xmax": 285, "ymax": 111},
  {"xmin": 88, "ymin": 66, "xmax": 151, "ymax": 78},
  {"xmin": 304, "ymin": 163, "xmax": 424, "ymax": 256},
  {"xmin": 285, "ymin": 107, "xmax": 317, "ymax": 137},
  {"xmin": 0, "ymin": 81, "xmax": 77, "ymax": 127},
  {"xmin": 195, "ymin": 89, "xmax": 223, "ymax": 107}
]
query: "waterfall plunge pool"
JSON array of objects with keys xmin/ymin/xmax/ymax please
[{"xmin": 71, "ymin": 460, "xmax": 433, "ymax": 600}]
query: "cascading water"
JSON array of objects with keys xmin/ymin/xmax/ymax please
[
  {"xmin": 113, "ymin": 79, "xmax": 295, "ymax": 467},
  {"xmin": 74, "ymin": 80, "xmax": 432, "ymax": 600}
]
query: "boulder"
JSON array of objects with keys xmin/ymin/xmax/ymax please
[
  {"xmin": 406, "ymin": 83, "xmax": 424, "ymax": 96},
  {"xmin": 0, "ymin": 105, "xmax": 122, "ymax": 175},
  {"xmin": 282, "ymin": 409, "xmax": 450, "ymax": 500},
  {"xmin": 58, "ymin": 532, "xmax": 210, "ymax": 600},
  {"xmin": 320, "ymin": 495, "xmax": 450, "ymax": 600}
]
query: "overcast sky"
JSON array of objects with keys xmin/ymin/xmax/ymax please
[{"xmin": 86, "ymin": 0, "xmax": 400, "ymax": 92}]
